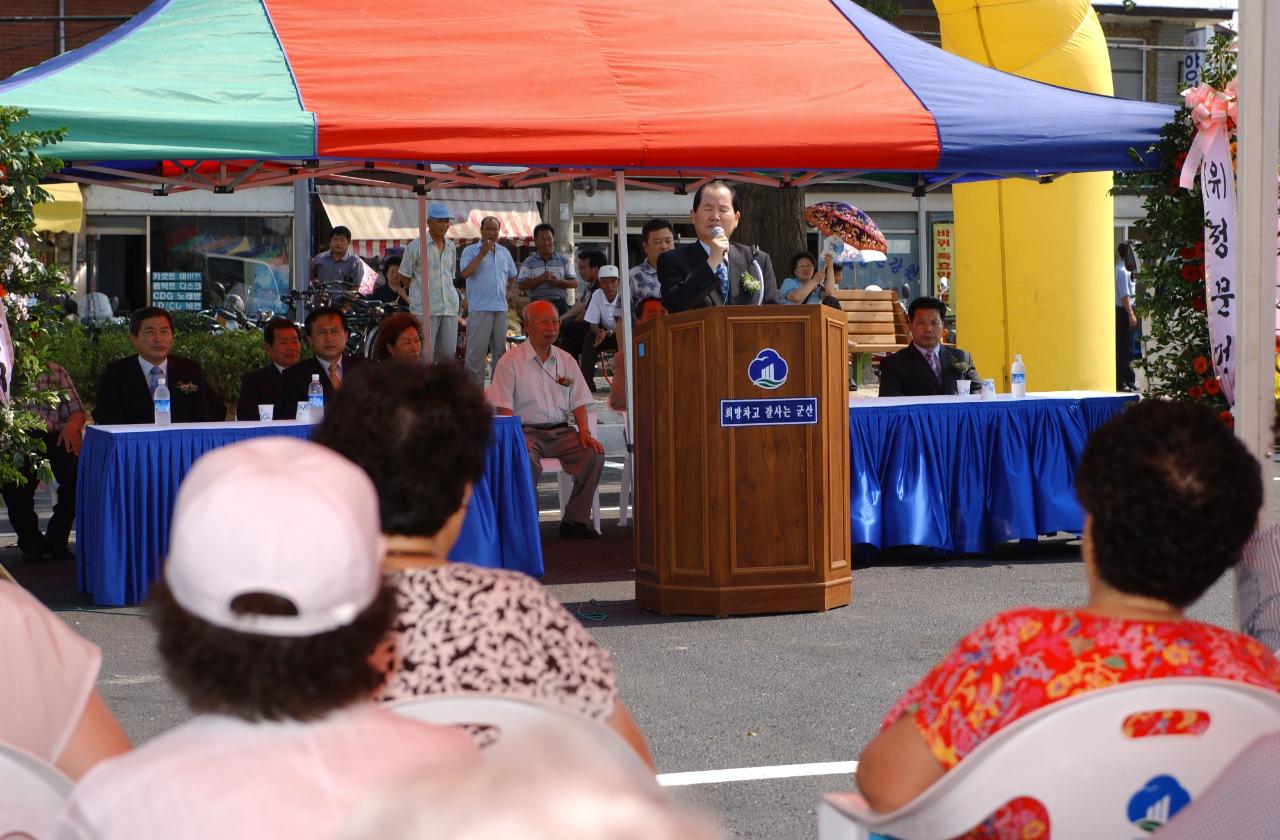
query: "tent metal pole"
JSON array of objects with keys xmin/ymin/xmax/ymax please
[
  {"xmin": 614, "ymin": 171, "xmax": 635, "ymax": 452},
  {"xmin": 1236, "ymin": 0, "xmax": 1280, "ymax": 520},
  {"xmin": 916, "ymin": 177, "xmax": 928, "ymax": 298},
  {"xmin": 419, "ymin": 191, "xmax": 433, "ymax": 363}
]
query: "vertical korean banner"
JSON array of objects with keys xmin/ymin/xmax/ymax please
[
  {"xmin": 932, "ymin": 221, "xmax": 954, "ymax": 303},
  {"xmin": 1200, "ymin": 139, "xmax": 1237, "ymax": 403}
]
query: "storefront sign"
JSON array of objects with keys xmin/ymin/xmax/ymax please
[
  {"xmin": 151, "ymin": 272, "xmax": 203, "ymax": 311},
  {"xmin": 720, "ymin": 397, "xmax": 817, "ymax": 427},
  {"xmin": 932, "ymin": 222, "xmax": 953, "ymax": 295}
]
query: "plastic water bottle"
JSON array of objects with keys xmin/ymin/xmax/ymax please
[
  {"xmin": 153, "ymin": 377, "xmax": 171, "ymax": 425},
  {"xmin": 1010, "ymin": 354, "xmax": 1027, "ymax": 399},
  {"xmin": 307, "ymin": 373, "xmax": 324, "ymax": 422}
]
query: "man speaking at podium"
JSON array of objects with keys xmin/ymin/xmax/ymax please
[{"xmin": 659, "ymin": 180, "xmax": 779, "ymax": 312}]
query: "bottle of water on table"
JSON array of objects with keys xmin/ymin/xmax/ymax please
[
  {"xmin": 153, "ymin": 376, "xmax": 171, "ymax": 425},
  {"xmin": 1010, "ymin": 354, "xmax": 1026, "ymax": 399},
  {"xmin": 307, "ymin": 373, "xmax": 324, "ymax": 422}
]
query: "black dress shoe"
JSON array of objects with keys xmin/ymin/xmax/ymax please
[{"xmin": 559, "ymin": 520, "xmax": 600, "ymax": 539}]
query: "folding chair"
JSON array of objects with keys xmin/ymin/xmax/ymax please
[{"xmin": 818, "ymin": 678, "xmax": 1280, "ymax": 839}]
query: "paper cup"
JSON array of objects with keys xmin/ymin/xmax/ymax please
[
  {"xmin": 980, "ymin": 379, "xmax": 996, "ymax": 400},
  {"xmin": 955, "ymin": 381, "xmax": 970, "ymax": 397},
  {"xmin": 257, "ymin": 404, "xmax": 274, "ymax": 421},
  {"xmin": 296, "ymin": 401, "xmax": 310, "ymax": 421}
]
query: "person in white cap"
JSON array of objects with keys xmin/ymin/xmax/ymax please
[
  {"xmin": 578, "ymin": 264, "xmax": 622, "ymax": 394},
  {"xmin": 51, "ymin": 438, "xmax": 475, "ymax": 840},
  {"xmin": 399, "ymin": 201, "xmax": 461, "ymax": 362}
]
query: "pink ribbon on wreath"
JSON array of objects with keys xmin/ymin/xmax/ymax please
[{"xmin": 1179, "ymin": 82, "xmax": 1237, "ymax": 190}]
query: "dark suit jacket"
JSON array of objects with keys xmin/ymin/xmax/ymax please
[
  {"xmin": 878, "ymin": 343, "xmax": 980, "ymax": 397},
  {"xmin": 658, "ymin": 241, "xmax": 779, "ymax": 312},
  {"xmin": 235, "ymin": 363, "xmax": 288, "ymax": 421},
  {"xmin": 93, "ymin": 355, "xmax": 220, "ymax": 425},
  {"xmin": 274, "ymin": 355, "xmax": 370, "ymax": 419}
]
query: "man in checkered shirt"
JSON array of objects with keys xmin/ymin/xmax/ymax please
[{"xmin": 0, "ymin": 362, "xmax": 85, "ymax": 562}]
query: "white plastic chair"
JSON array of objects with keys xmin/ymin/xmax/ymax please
[
  {"xmin": 819, "ymin": 678, "xmax": 1280, "ymax": 840},
  {"xmin": 385, "ymin": 694, "xmax": 652, "ymax": 787},
  {"xmin": 541, "ymin": 412, "xmax": 601, "ymax": 533},
  {"xmin": 0, "ymin": 741, "xmax": 74, "ymax": 838}
]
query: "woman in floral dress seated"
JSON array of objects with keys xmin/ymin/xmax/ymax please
[
  {"xmin": 856, "ymin": 399, "xmax": 1280, "ymax": 836},
  {"xmin": 314, "ymin": 361, "xmax": 653, "ymax": 767}
]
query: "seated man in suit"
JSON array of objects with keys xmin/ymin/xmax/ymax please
[
  {"xmin": 94, "ymin": 306, "xmax": 220, "ymax": 425},
  {"xmin": 658, "ymin": 180, "xmax": 779, "ymax": 312},
  {"xmin": 878, "ymin": 297, "xmax": 980, "ymax": 398},
  {"xmin": 235, "ymin": 318, "xmax": 302, "ymax": 420},
  {"xmin": 276, "ymin": 306, "xmax": 368, "ymax": 419},
  {"xmin": 486, "ymin": 301, "xmax": 605, "ymax": 540}
]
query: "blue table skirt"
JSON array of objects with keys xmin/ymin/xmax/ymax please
[
  {"xmin": 76, "ymin": 416, "xmax": 543, "ymax": 606},
  {"xmin": 850, "ymin": 394, "xmax": 1135, "ymax": 553}
]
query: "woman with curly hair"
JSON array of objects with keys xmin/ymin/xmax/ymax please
[
  {"xmin": 856, "ymin": 400, "xmax": 1280, "ymax": 835},
  {"xmin": 314, "ymin": 361, "xmax": 653, "ymax": 768},
  {"xmin": 372, "ymin": 312, "xmax": 423, "ymax": 362}
]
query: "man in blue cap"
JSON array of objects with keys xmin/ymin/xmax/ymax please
[{"xmin": 399, "ymin": 202, "xmax": 460, "ymax": 362}]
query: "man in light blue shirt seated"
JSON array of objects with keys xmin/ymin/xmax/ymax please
[{"xmin": 460, "ymin": 216, "xmax": 518, "ymax": 385}]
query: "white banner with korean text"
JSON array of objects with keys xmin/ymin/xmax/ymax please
[{"xmin": 1198, "ymin": 131, "xmax": 1237, "ymax": 405}]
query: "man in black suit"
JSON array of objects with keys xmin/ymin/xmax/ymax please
[
  {"xmin": 94, "ymin": 307, "xmax": 221, "ymax": 425},
  {"xmin": 878, "ymin": 297, "xmax": 981, "ymax": 397},
  {"xmin": 275, "ymin": 306, "xmax": 369, "ymax": 419},
  {"xmin": 235, "ymin": 317, "xmax": 302, "ymax": 420},
  {"xmin": 659, "ymin": 180, "xmax": 779, "ymax": 312}
]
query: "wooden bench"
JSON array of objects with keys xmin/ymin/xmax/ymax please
[
  {"xmin": 830, "ymin": 289, "xmax": 909, "ymax": 353},
  {"xmin": 829, "ymin": 289, "xmax": 909, "ymax": 387}
]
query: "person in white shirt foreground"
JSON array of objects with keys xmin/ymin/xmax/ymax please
[
  {"xmin": 53, "ymin": 437, "xmax": 476, "ymax": 840},
  {"xmin": 340, "ymin": 726, "xmax": 719, "ymax": 840},
  {"xmin": 486, "ymin": 300, "xmax": 605, "ymax": 539}
]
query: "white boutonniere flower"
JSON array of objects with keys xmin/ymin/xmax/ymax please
[
  {"xmin": 176, "ymin": 381, "xmax": 199, "ymax": 394},
  {"xmin": 739, "ymin": 271, "xmax": 761, "ymax": 296}
]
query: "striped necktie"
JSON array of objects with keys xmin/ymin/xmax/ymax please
[
  {"xmin": 715, "ymin": 261, "xmax": 729, "ymax": 303},
  {"xmin": 329, "ymin": 362, "xmax": 342, "ymax": 389},
  {"xmin": 148, "ymin": 365, "xmax": 160, "ymax": 395}
]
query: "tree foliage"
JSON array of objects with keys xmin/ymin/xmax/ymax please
[{"xmin": 0, "ymin": 107, "xmax": 70, "ymax": 484}]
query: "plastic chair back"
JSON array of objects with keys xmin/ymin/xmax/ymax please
[
  {"xmin": 819, "ymin": 678, "xmax": 1280, "ymax": 840},
  {"xmin": 386, "ymin": 694, "xmax": 653, "ymax": 788},
  {"xmin": 0, "ymin": 741, "xmax": 74, "ymax": 838}
]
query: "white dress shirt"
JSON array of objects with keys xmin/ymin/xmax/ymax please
[{"xmin": 485, "ymin": 341, "xmax": 593, "ymax": 426}]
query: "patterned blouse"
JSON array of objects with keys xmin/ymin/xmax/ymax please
[
  {"xmin": 374, "ymin": 564, "xmax": 617, "ymax": 721},
  {"xmin": 881, "ymin": 607, "xmax": 1280, "ymax": 838}
]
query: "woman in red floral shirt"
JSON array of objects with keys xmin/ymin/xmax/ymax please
[{"xmin": 856, "ymin": 400, "xmax": 1280, "ymax": 836}]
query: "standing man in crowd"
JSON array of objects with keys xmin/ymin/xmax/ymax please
[
  {"xmin": 487, "ymin": 301, "xmax": 605, "ymax": 540},
  {"xmin": 557, "ymin": 250, "xmax": 605, "ymax": 357},
  {"xmin": 659, "ymin": 180, "xmax": 779, "ymax": 312},
  {"xmin": 1115, "ymin": 241, "xmax": 1138, "ymax": 392},
  {"xmin": 878, "ymin": 297, "xmax": 981, "ymax": 397},
  {"xmin": 94, "ymin": 307, "xmax": 220, "ymax": 425},
  {"xmin": 400, "ymin": 202, "xmax": 460, "ymax": 362},
  {"xmin": 630, "ymin": 218, "xmax": 675, "ymax": 316},
  {"xmin": 311, "ymin": 225, "xmax": 364, "ymax": 289},
  {"xmin": 460, "ymin": 217, "xmax": 518, "ymax": 385},
  {"xmin": 518, "ymin": 223, "xmax": 577, "ymax": 316},
  {"xmin": 278, "ymin": 307, "xmax": 368, "ymax": 419},
  {"xmin": 1, "ymin": 360, "xmax": 85, "ymax": 562},
  {"xmin": 235, "ymin": 318, "xmax": 302, "ymax": 420}
]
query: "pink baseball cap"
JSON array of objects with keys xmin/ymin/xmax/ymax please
[{"xmin": 164, "ymin": 437, "xmax": 386, "ymax": 637}]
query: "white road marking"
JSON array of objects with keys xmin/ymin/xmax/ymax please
[{"xmin": 657, "ymin": 760, "xmax": 859, "ymax": 787}]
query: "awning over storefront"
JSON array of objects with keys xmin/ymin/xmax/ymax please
[
  {"xmin": 316, "ymin": 186, "xmax": 543, "ymax": 257},
  {"xmin": 33, "ymin": 182, "xmax": 83, "ymax": 233}
]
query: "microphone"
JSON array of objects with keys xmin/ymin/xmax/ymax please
[{"xmin": 711, "ymin": 226, "xmax": 725, "ymax": 241}]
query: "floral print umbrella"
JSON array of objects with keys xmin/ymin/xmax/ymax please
[{"xmin": 805, "ymin": 202, "xmax": 887, "ymax": 253}]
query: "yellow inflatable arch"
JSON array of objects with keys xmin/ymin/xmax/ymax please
[{"xmin": 934, "ymin": 0, "xmax": 1116, "ymax": 392}]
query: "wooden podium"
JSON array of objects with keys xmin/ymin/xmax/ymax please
[{"xmin": 631, "ymin": 304, "xmax": 851, "ymax": 616}]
